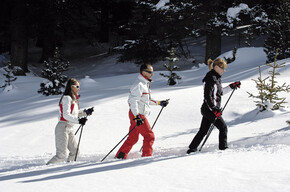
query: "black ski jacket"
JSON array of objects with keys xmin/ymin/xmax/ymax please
[{"xmin": 201, "ymin": 69, "xmax": 223, "ymax": 113}]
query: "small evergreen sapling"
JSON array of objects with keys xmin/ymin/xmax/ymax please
[
  {"xmin": 248, "ymin": 49, "xmax": 290, "ymax": 111},
  {"xmin": 38, "ymin": 47, "xmax": 70, "ymax": 96},
  {"xmin": 1, "ymin": 61, "xmax": 17, "ymax": 92},
  {"xmin": 247, "ymin": 65, "xmax": 269, "ymax": 111},
  {"xmin": 160, "ymin": 47, "xmax": 182, "ymax": 85}
]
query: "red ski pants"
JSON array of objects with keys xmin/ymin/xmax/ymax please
[{"xmin": 115, "ymin": 110, "xmax": 155, "ymax": 159}]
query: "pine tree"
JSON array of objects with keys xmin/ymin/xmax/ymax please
[
  {"xmin": 1, "ymin": 61, "xmax": 17, "ymax": 91},
  {"xmin": 247, "ymin": 65, "xmax": 269, "ymax": 111},
  {"xmin": 115, "ymin": 1, "xmax": 168, "ymax": 64},
  {"xmin": 38, "ymin": 47, "xmax": 69, "ymax": 96},
  {"xmin": 160, "ymin": 47, "xmax": 182, "ymax": 86},
  {"xmin": 116, "ymin": 1, "xmax": 201, "ymax": 65},
  {"xmin": 264, "ymin": 0, "xmax": 290, "ymax": 62},
  {"xmin": 248, "ymin": 49, "xmax": 290, "ymax": 111}
]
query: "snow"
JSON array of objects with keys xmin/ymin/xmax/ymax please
[
  {"xmin": 0, "ymin": 47, "xmax": 290, "ymax": 192},
  {"xmin": 227, "ymin": 3, "xmax": 250, "ymax": 23},
  {"xmin": 156, "ymin": 0, "xmax": 170, "ymax": 9}
]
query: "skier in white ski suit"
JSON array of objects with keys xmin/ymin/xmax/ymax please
[
  {"xmin": 46, "ymin": 78, "xmax": 93, "ymax": 165},
  {"xmin": 115, "ymin": 64, "xmax": 169, "ymax": 159}
]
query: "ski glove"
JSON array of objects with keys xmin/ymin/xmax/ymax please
[
  {"xmin": 159, "ymin": 100, "xmax": 169, "ymax": 107},
  {"xmin": 229, "ymin": 81, "xmax": 241, "ymax": 89},
  {"xmin": 79, "ymin": 117, "xmax": 88, "ymax": 125},
  {"xmin": 133, "ymin": 115, "xmax": 143, "ymax": 126},
  {"xmin": 212, "ymin": 107, "xmax": 222, "ymax": 119},
  {"xmin": 85, "ymin": 107, "xmax": 94, "ymax": 116}
]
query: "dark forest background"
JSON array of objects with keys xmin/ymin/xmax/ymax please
[{"xmin": 0, "ymin": 0, "xmax": 289, "ymax": 75}]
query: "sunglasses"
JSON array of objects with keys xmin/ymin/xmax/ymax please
[
  {"xmin": 145, "ymin": 70, "xmax": 153, "ymax": 74},
  {"xmin": 72, "ymin": 85, "xmax": 80, "ymax": 89}
]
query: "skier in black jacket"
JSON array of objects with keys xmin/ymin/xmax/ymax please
[{"xmin": 187, "ymin": 58, "xmax": 241, "ymax": 154}]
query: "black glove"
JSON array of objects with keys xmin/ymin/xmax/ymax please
[
  {"xmin": 212, "ymin": 107, "xmax": 222, "ymax": 119},
  {"xmin": 160, "ymin": 100, "xmax": 169, "ymax": 107},
  {"xmin": 133, "ymin": 115, "xmax": 143, "ymax": 126},
  {"xmin": 79, "ymin": 117, "xmax": 87, "ymax": 125},
  {"xmin": 229, "ymin": 81, "xmax": 241, "ymax": 89},
  {"xmin": 85, "ymin": 107, "xmax": 94, "ymax": 116}
]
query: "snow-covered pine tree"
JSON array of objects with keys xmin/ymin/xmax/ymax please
[
  {"xmin": 1, "ymin": 61, "xmax": 17, "ymax": 92},
  {"xmin": 287, "ymin": 120, "xmax": 290, "ymax": 125},
  {"xmin": 264, "ymin": 0, "xmax": 290, "ymax": 62},
  {"xmin": 38, "ymin": 47, "xmax": 69, "ymax": 96},
  {"xmin": 160, "ymin": 47, "xmax": 181, "ymax": 86},
  {"xmin": 248, "ymin": 49, "xmax": 290, "ymax": 111},
  {"xmin": 240, "ymin": 4, "xmax": 268, "ymax": 47}
]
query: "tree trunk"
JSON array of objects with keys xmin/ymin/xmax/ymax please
[
  {"xmin": 37, "ymin": 0, "xmax": 56, "ymax": 63},
  {"xmin": 10, "ymin": 0, "xmax": 28, "ymax": 75},
  {"xmin": 100, "ymin": 1, "xmax": 109, "ymax": 43},
  {"xmin": 205, "ymin": 28, "xmax": 222, "ymax": 64}
]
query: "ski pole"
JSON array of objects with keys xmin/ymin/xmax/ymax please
[
  {"xmin": 75, "ymin": 124, "xmax": 82, "ymax": 135},
  {"xmin": 75, "ymin": 108, "xmax": 94, "ymax": 135},
  {"xmin": 199, "ymin": 88, "xmax": 236, "ymax": 152},
  {"xmin": 74, "ymin": 115, "xmax": 88, "ymax": 161},
  {"xmin": 101, "ymin": 125, "xmax": 138, "ymax": 162},
  {"xmin": 139, "ymin": 99, "xmax": 169, "ymax": 152},
  {"xmin": 74, "ymin": 124, "xmax": 84, "ymax": 161}
]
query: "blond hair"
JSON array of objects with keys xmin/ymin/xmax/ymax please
[{"xmin": 207, "ymin": 58, "xmax": 227, "ymax": 71}]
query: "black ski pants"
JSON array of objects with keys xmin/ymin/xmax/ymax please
[{"xmin": 189, "ymin": 106, "xmax": 228, "ymax": 150}]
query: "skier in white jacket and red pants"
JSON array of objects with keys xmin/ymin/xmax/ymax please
[
  {"xmin": 46, "ymin": 78, "xmax": 94, "ymax": 165},
  {"xmin": 115, "ymin": 64, "xmax": 169, "ymax": 159}
]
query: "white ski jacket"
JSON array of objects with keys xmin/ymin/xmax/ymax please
[
  {"xmin": 59, "ymin": 95, "xmax": 86, "ymax": 126},
  {"xmin": 128, "ymin": 74, "xmax": 159, "ymax": 117}
]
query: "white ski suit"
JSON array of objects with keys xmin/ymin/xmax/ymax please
[
  {"xmin": 47, "ymin": 95, "xmax": 86, "ymax": 165},
  {"xmin": 128, "ymin": 74, "xmax": 159, "ymax": 117}
]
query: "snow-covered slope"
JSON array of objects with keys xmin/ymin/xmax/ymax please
[{"xmin": 0, "ymin": 47, "xmax": 290, "ymax": 192}]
